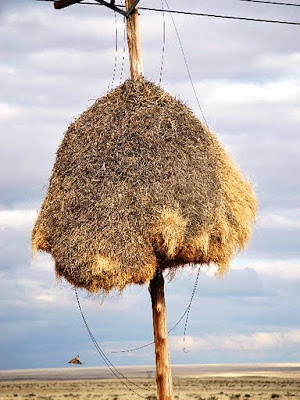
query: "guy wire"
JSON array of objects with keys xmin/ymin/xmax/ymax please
[
  {"xmin": 108, "ymin": 11, "xmax": 118, "ymax": 91},
  {"xmin": 182, "ymin": 267, "xmax": 201, "ymax": 353},
  {"xmin": 74, "ymin": 289, "xmax": 149, "ymax": 398},
  {"xmin": 111, "ymin": 267, "xmax": 201, "ymax": 354},
  {"xmin": 119, "ymin": 14, "xmax": 127, "ymax": 84},
  {"xmin": 159, "ymin": 0, "xmax": 166, "ymax": 85},
  {"xmin": 164, "ymin": 0, "xmax": 209, "ymax": 129}
]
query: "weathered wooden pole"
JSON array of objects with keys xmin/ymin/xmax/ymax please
[
  {"xmin": 125, "ymin": 0, "xmax": 144, "ymax": 80},
  {"xmin": 125, "ymin": 3, "xmax": 173, "ymax": 398},
  {"xmin": 149, "ymin": 270, "xmax": 174, "ymax": 400}
]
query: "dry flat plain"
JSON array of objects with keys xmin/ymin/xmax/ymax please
[{"xmin": 0, "ymin": 364, "xmax": 299, "ymax": 400}]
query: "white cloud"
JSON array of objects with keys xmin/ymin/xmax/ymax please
[
  {"xmin": 204, "ymin": 79, "xmax": 300, "ymax": 106},
  {"xmin": 1, "ymin": 0, "xmax": 300, "ymax": 368},
  {"xmin": 232, "ymin": 258, "xmax": 300, "ymax": 280},
  {"xmin": 0, "ymin": 273, "xmax": 72, "ymax": 310},
  {"xmin": 28, "ymin": 49, "xmax": 114, "ymax": 74},
  {"xmin": 0, "ymin": 209, "xmax": 37, "ymax": 229},
  {"xmin": 30, "ymin": 255, "xmax": 53, "ymax": 271},
  {"xmin": 257, "ymin": 208, "xmax": 300, "ymax": 230},
  {"xmin": 170, "ymin": 329, "xmax": 300, "ymax": 352},
  {"xmin": 0, "ymin": 102, "xmax": 22, "ymax": 121},
  {"xmin": 257, "ymin": 52, "xmax": 300, "ymax": 76}
]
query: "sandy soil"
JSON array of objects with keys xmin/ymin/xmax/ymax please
[
  {"xmin": 1, "ymin": 365, "xmax": 299, "ymax": 400},
  {"xmin": 1, "ymin": 376, "xmax": 300, "ymax": 400}
]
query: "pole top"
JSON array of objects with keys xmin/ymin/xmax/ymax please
[{"xmin": 54, "ymin": 0, "xmax": 141, "ymax": 17}]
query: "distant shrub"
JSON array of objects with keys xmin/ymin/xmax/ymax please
[{"xmin": 271, "ymin": 395, "xmax": 280, "ymax": 399}]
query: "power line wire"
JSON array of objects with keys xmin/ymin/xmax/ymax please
[
  {"xmin": 38, "ymin": 0, "xmax": 300, "ymax": 7},
  {"xmin": 36, "ymin": 1, "xmax": 300, "ymax": 26},
  {"xmin": 235, "ymin": 0, "xmax": 300, "ymax": 7},
  {"xmin": 137, "ymin": 6, "xmax": 300, "ymax": 26}
]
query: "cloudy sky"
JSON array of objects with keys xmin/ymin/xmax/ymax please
[{"xmin": 1, "ymin": 0, "xmax": 300, "ymax": 370}]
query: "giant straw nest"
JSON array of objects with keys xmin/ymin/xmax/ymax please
[{"xmin": 32, "ymin": 79, "xmax": 257, "ymax": 293}]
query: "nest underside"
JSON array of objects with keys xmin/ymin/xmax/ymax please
[{"xmin": 32, "ymin": 79, "xmax": 257, "ymax": 293}]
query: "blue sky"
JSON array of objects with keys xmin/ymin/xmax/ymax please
[{"xmin": 1, "ymin": 0, "xmax": 300, "ymax": 370}]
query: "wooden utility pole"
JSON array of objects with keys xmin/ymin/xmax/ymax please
[
  {"xmin": 125, "ymin": 0, "xmax": 144, "ymax": 80},
  {"xmin": 150, "ymin": 270, "xmax": 174, "ymax": 400},
  {"xmin": 125, "ymin": 3, "xmax": 172, "ymax": 398},
  {"xmin": 52, "ymin": 1, "xmax": 171, "ymax": 398}
]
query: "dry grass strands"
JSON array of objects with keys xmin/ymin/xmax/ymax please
[{"xmin": 32, "ymin": 79, "xmax": 257, "ymax": 293}]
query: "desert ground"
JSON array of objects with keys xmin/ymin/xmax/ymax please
[{"xmin": 1, "ymin": 364, "xmax": 299, "ymax": 400}]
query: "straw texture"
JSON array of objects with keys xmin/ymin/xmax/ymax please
[{"xmin": 32, "ymin": 79, "xmax": 256, "ymax": 293}]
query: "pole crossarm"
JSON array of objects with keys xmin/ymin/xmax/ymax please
[
  {"xmin": 54, "ymin": 0, "xmax": 140, "ymax": 16},
  {"xmin": 54, "ymin": 0, "xmax": 81, "ymax": 9}
]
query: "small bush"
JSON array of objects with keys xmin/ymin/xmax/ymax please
[{"xmin": 146, "ymin": 395, "xmax": 157, "ymax": 400}]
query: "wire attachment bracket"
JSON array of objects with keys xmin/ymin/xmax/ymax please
[{"xmin": 54, "ymin": 0, "xmax": 140, "ymax": 17}]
